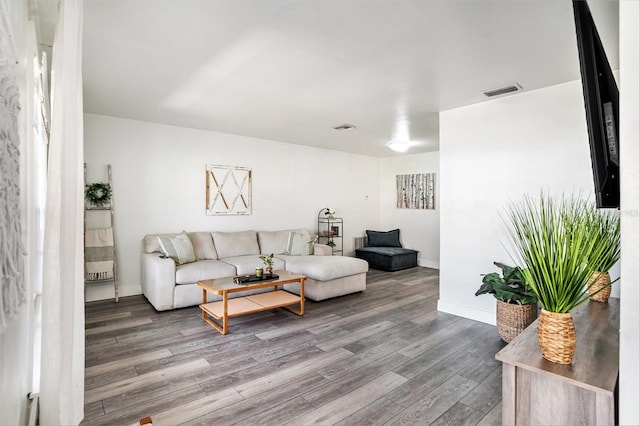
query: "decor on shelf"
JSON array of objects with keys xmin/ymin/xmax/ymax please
[
  {"xmin": 475, "ymin": 262, "xmax": 537, "ymax": 343},
  {"xmin": 504, "ymin": 193, "xmax": 621, "ymax": 364},
  {"xmin": 206, "ymin": 164, "xmax": 252, "ymax": 215},
  {"xmin": 323, "ymin": 207, "xmax": 336, "ymax": 218},
  {"xmin": 259, "ymin": 253, "xmax": 274, "ymax": 276},
  {"xmin": 84, "ymin": 182, "xmax": 112, "ymax": 207},
  {"xmin": 317, "ymin": 209, "xmax": 342, "ymax": 254},
  {"xmin": 396, "ymin": 173, "xmax": 435, "ymax": 209}
]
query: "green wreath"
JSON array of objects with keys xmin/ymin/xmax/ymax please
[{"xmin": 85, "ymin": 182, "xmax": 112, "ymax": 207}]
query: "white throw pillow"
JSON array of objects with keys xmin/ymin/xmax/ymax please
[
  {"xmin": 286, "ymin": 231, "xmax": 318, "ymax": 255},
  {"xmin": 158, "ymin": 232, "xmax": 196, "ymax": 265}
]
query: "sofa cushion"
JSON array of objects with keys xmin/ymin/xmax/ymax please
[
  {"xmin": 282, "ymin": 255, "xmax": 368, "ymax": 281},
  {"xmin": 286, "ymin": 230, "xmax": 318, "ymax": 255},
  {"xmin": 158, "ymin": 233, "xmax": 197, "ymax": 265},
  {"xmin": 221, "ymin": 255, "xmax": 286, "ymax": 275},
  {"xmin": 366, "ymin": 229, "xmax": 402, "ymax": 247},
  {"xmin": 187, "ymin": 232, "xmax": 218, "ymax": 260},
  {"xmin": 258, "ymin": 229, "xmax": 297, "ymax": 255},
  {"xmin": 212, "ymin": 231, "xmax": 260, "ymax": 258},
  {"xmin": 175, "ymin": 259, "xmax": 237, "ymax": 285}
]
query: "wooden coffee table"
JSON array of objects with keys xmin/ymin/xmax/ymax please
[{"xmin": 197, "ymin": 270, "xmax": 306, "ymax": 335}]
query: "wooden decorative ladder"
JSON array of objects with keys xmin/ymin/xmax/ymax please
[{"xmin": 84, "ymin": 164, "xmax": 119, "ymax": 302}]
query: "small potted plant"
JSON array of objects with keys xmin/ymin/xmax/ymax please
[
  {"xmin": 476, "ymin": 262, "xmax": 538, "ymax": 342},
  {"xmin": 324, "ymin": 207, "xmax": 336, "ymax": 219},
  {"xmin": 586, "ymin": 209, "xmax": 621, "ymax": 302},
  {"xmin": 259, "ymin": 253, "xmax": 274, "ymax": 276}
]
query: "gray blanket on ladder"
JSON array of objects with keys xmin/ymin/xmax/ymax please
[{"xmin": 85, "ymin": 227, "xmax": 114, "ymax": 281}]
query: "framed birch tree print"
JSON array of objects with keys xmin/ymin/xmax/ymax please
[{"xmin": 396, "ymin": 173, "xmax": 435, "ymax": 209}]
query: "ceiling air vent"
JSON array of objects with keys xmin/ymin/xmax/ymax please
[
  {"xmin": 332, "ymin": 123, "xmax": 356, "ymax": 131},
  {"xmin": 483, "ymin": 84, "xmax": 522, "ymax": 97}
]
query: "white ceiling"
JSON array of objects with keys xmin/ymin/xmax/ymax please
[{"xmin": 53, "ymin": 0, "xmax": 619, "ymax": 157}]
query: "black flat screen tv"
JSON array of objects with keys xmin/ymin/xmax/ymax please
[{"xmin": 572, "ymin": 0, "xmax": 619, "ymax": 209}]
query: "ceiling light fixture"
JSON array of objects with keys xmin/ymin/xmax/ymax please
[
  {"xmin": 388, "ymin": 114, "xmax": 411, "ymax": 153},
  {"xmin": 387, "ymin": 140, "xmax": 410, "ymax": 153}
]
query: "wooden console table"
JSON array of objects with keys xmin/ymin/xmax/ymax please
[{"xmin": 495, "ymin": 299, "xmax": 619, "ymax": 425}]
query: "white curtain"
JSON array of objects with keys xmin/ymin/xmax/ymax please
[
  {"xmin": 40, "ymin": 0, "xmax": 85, "ymax": 424},
  {"xmin": 0, "ymin": 0, "xmax": 26, "ymax": 336}
]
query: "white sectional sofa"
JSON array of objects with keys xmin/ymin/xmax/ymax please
[{"xmin": 141, "ymin": 229, "xmax": 369, "ymax": 311}]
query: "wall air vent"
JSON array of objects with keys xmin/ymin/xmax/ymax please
[
  {"xmin": 332, "ymin": 123, "xmax": 356, "ymax": 131},
  {"xmin": 483, "ymin": 83, "xmax": 523, "ymax": 97}
]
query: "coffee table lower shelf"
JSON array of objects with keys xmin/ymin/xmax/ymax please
[{"xmin": 200, "ymin": 290, "xmax": 303, "ymax": 334}]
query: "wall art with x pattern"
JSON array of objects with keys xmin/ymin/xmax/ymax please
[{"xmin": 206, "ymin": 165, "xmax": 252, "ymax": 215}]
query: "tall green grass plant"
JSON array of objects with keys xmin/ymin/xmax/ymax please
[{"xmin": 504, "ymin": 194, "xmax": 620, "ymax": 313}]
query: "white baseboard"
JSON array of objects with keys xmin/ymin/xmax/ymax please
[
  {"xmin": 86, "ymin": 283, "xmax": 142, "ymax": 302},
  {"xmin": 437, "ymin": 299, "xmax": 496, "ymax": 325},
  {"xmin": 419, "ymin": 259, "xmax": 440, "ymax": 269}
]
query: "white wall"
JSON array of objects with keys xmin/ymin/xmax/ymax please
[
  {"xmin": 379, "ymin": 152, "xmax": 440, "ymax": 268},
  {"xmin": 618, "ymin": 1, "xmax": 640, "ymax": 423},
  {"xmin": 438, "ymin": 80, "xmax": 615, "ymax": 324},
  {"xmin": 84, "ymin": 114, "xmax": 381, "ymax": 301}
]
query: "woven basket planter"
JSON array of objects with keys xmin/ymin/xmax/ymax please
[
  {"xmin": 496, "ymin": 300, "xmax": 538, "ymax": 343},
  {"xmin": 587, "ymin": 271, "xmax": 611, "ymax": 303},
  {"xmin": 537, "ymin": 309, "xmax": 576, "ymax": 364}
]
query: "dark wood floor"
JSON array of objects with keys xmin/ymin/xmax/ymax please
[{"xmin": 82, "ymin": 267, "xmax": 505, "ymax": 426}]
